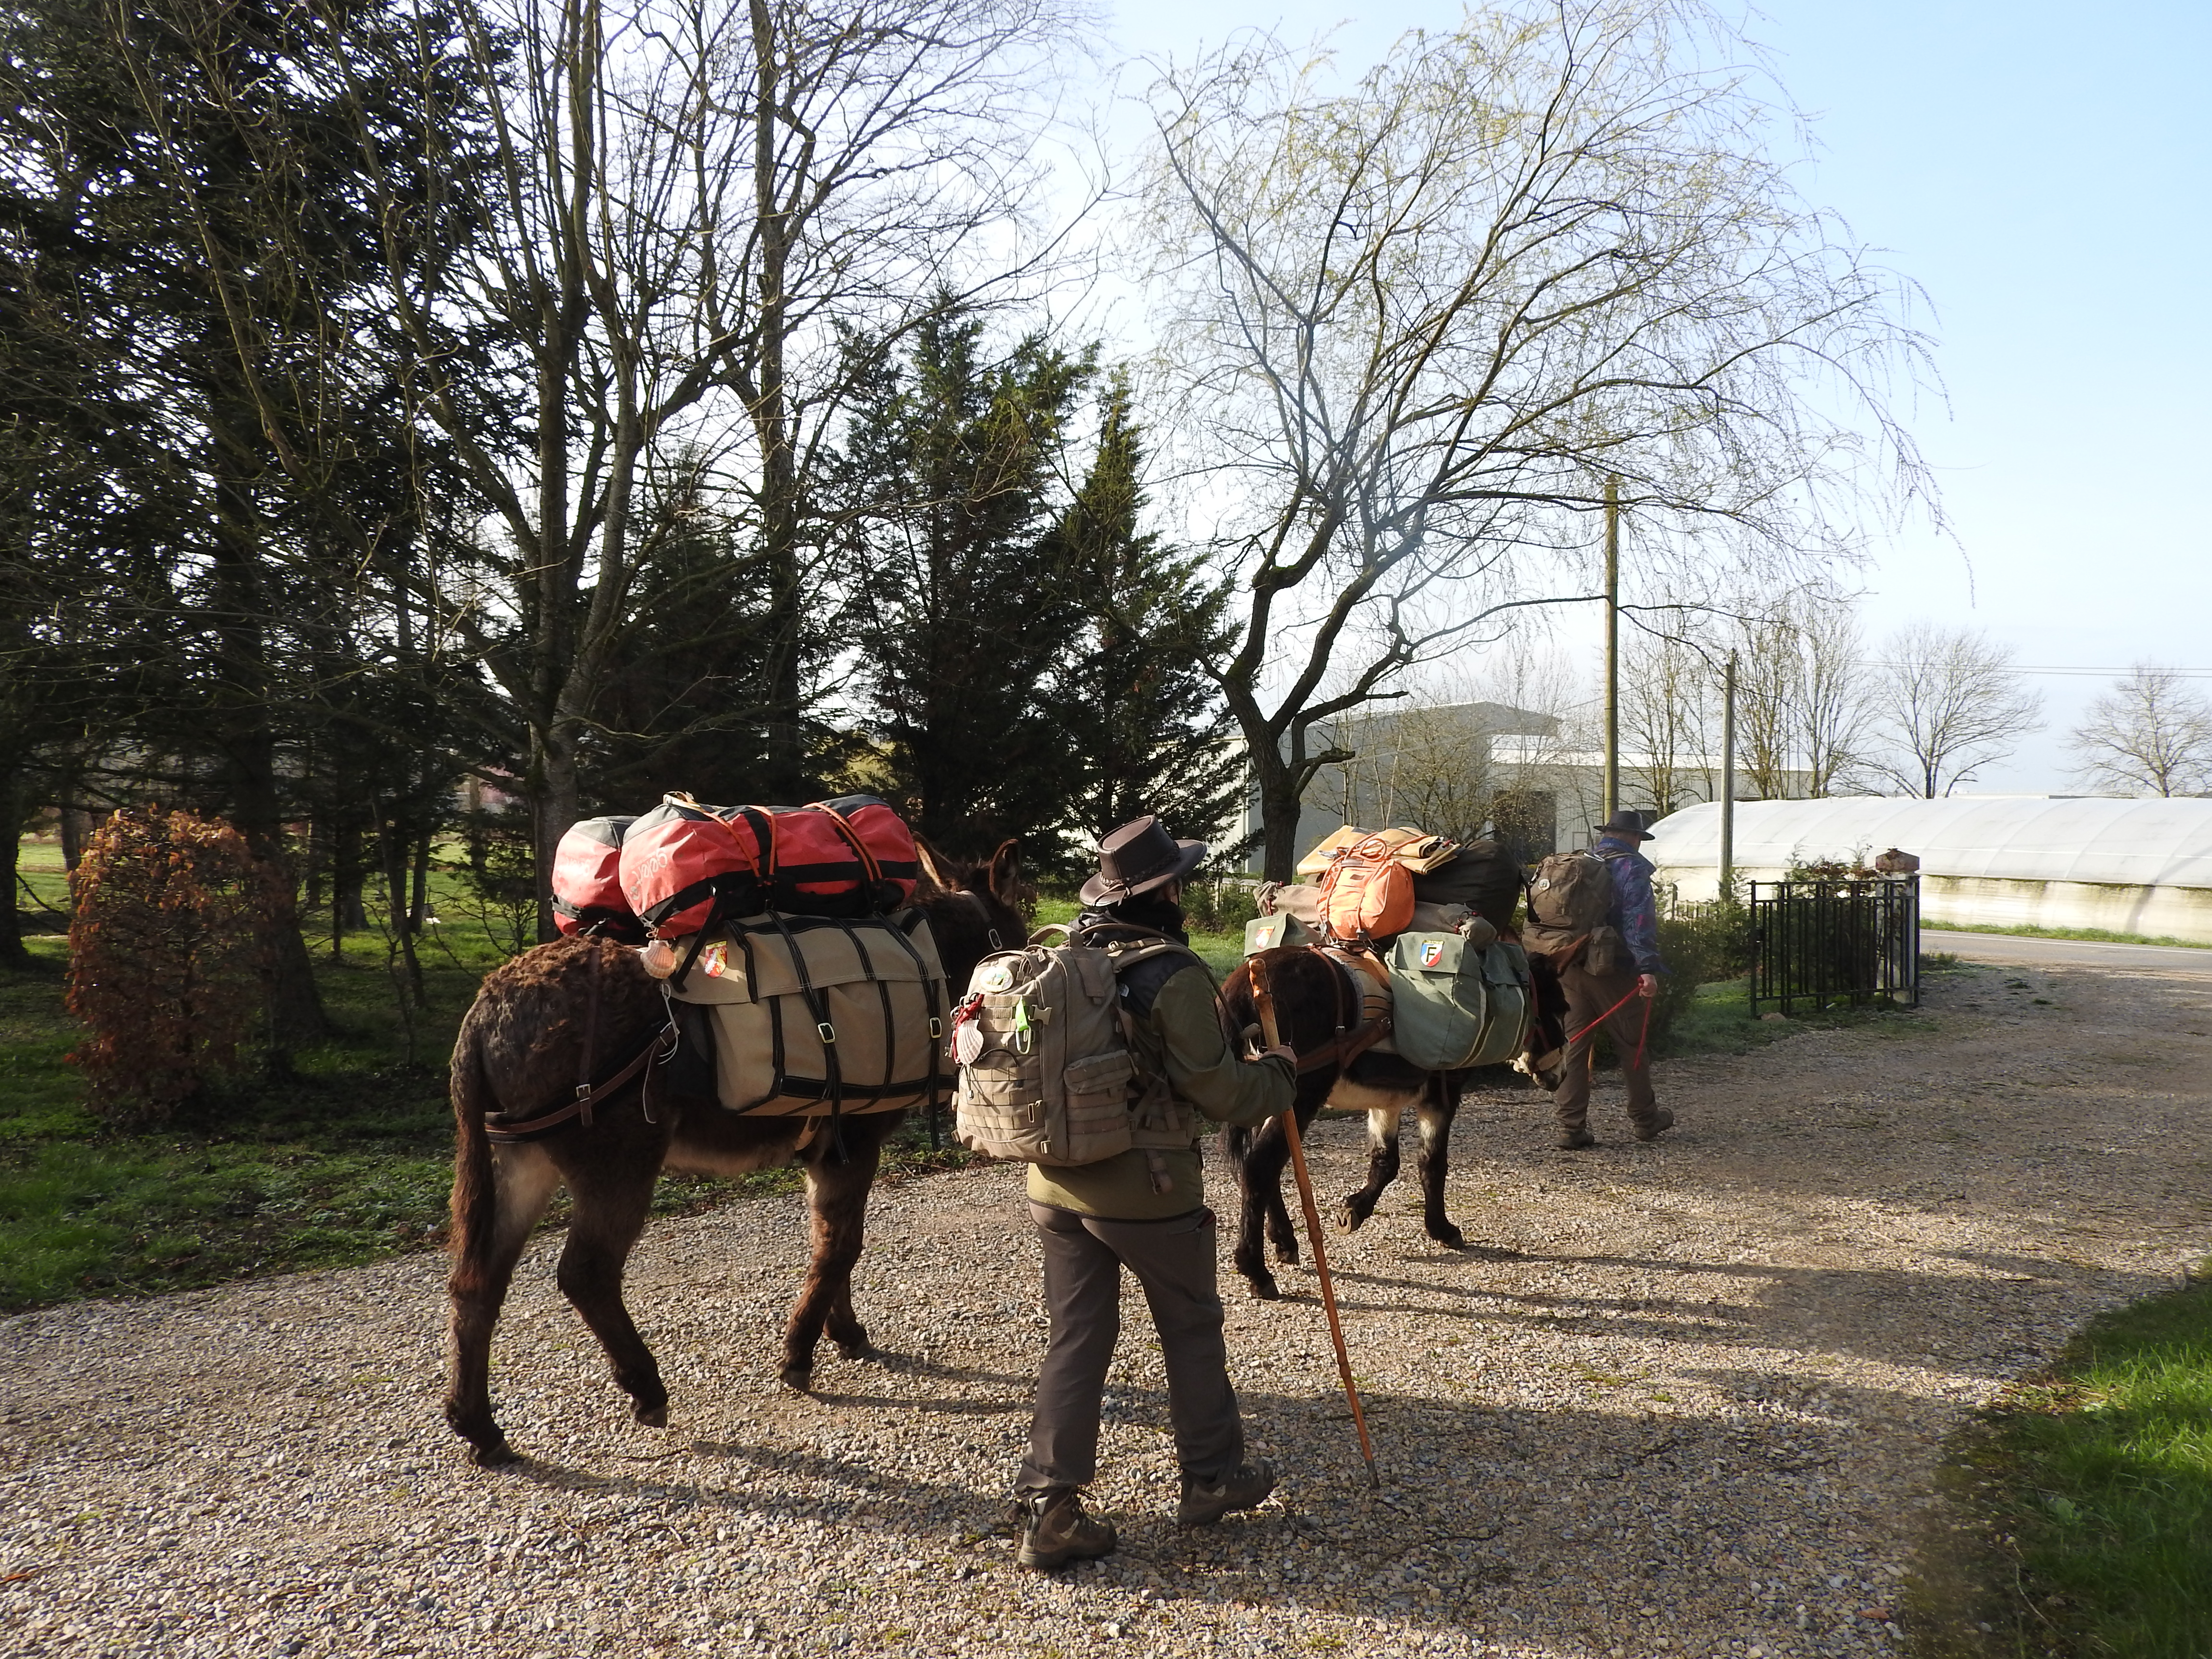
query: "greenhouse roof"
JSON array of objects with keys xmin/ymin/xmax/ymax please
[{"xmin": 1645, "ymin": 796, "xmax": 2212, "ymax": 889}]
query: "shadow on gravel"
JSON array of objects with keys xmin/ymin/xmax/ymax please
[{"xmin": 1313, "ymin": 1248, "xmax": 2166, "ymax": 1387}]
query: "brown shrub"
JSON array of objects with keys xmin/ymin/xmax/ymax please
[{"xmin": 66, "ymin": 806, "xmax": 271, "ymax": 1123}]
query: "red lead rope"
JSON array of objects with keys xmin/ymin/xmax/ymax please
[{"xmin": 1567, "ymin": 982, "xmax": 1656, "ymax": 1073}]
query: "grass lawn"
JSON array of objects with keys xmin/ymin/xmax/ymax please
[
  {"xmin": 1, "ymin": 839, "xmax": 956, "ymax": 1315},
  {"xmin": 1914, "ymin": 1265, "xmax": 2212, "ymax": 1658},
  {"xmin": 1652, "ymin": 974, "xmax": 1937, "ymax": 1058},
  {"xmin": 1925, "ymin": 919, "xmax": 2212, "ymax": 951}
]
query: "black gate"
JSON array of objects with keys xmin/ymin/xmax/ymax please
[{"xmin": 1750, "ymin": 876, "xmax": 1920, "ymax": 1015}]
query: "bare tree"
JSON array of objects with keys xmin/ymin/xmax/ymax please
[
  {"xmin": 1729, "ymin": 609, "xmax": 1799, "ymax": 800},
  {"xmin": 1311, "ymin": 700, "xmax": 1496, "ymax": 844},
  {"xmin": 2068, "ymin": 665, "xmax": 2212, "ymax": 796},
  {"xmin": 1620, "ymin": 630, "xmax": 1710, "ymax": 817},
  {"xmin": 338, "ymin": 0, "xmax": 1073, "ymax": 929},
  {"xmin": 1871, "ymin": 623, "xmax": 2043, "ymax": 797},
  {"xmin": 1139, "ymin": 0, "xmax": 1935, "ymax": 878},
  {"xmin": 1796, "ymin": 589, "xmax": 1870, "ymax": 796}
]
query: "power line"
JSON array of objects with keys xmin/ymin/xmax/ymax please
[{"xmin": 1855, "ymin": 664, "xmax": 2212, "ymax": 679}]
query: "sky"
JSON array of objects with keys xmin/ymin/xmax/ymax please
[{"xmin": 1091, "ymin": 0, "xmax": 2212, "ymax": 792}]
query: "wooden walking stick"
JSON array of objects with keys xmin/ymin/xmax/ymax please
[{"xmin": 1247, "ymin": 956, "xmax": 1381, "ymax": 1489}]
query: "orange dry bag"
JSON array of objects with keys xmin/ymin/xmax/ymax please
[{"xmin": 1318, "ymin": 835, "xmax": 1418, "ymax": 942}]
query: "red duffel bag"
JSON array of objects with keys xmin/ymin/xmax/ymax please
[
  {"xmin": 617, "ymin": 793, "xmax": 921, "ymax": 938},
  {"xmin": 550, "ymin": 816, "xmax": 647, "ymax": 944}
]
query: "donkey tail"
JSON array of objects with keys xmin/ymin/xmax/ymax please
[{"xmin": 446, "ymin": 1025, "xmax": 498, "ymax": 1295}]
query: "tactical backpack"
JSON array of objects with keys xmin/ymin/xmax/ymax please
[
  {"xmin": 1524, "ymin": 851, "xmax": 1628, "ymax": 974},
  {"xmin": 1526, "ymin": 851, "xmax": 1616, "ymax": 931},
  {"xmin": 951, "ymin": 924, "xmax": 1203, "ymax": 1169}
]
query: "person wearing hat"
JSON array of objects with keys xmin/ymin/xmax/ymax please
[
  {"xmin": 1553, "ymin": 809, "xmax": 1675, "ymax": 1149},
  {"xmin": 1011, "ymin": 816, "xmax": 1298, "ymax": 1571}
]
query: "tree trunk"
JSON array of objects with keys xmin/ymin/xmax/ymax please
[
  {"xmin": 409, "ymin": 824, "xmax": 431, "ymax": 933},
  {"xmin": 59, "ymin": 794, "xmax": 88, "ymax": 874},
  {"xmin": 207, "ymin": 457, "xmax": 326, "ymax": 1051},
  {"xmin": 749, "ymin": 0, "xmax": 807, "ymax": 803},
  {"xmin": 1247, "ymin": 742, "xmax": 1306, "ymax": 884},
  {"xmin": 331, "ymin": 817, "xmax": 364, "ymax": 950},
  {"xmin": 381, "ymin": 805, "xmax": 426, "ymax": 1006},
  {"xmin": 529, "ymin": 724, "xmax": 580, "ymax": 943},
  {"xmin": 0, "ymin": 761, "xmax": 31, "ymax": 971}
]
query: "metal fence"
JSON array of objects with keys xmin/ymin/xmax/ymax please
[{"xmin": 1749, "ymin": 876, "xmax": 1920, "ymax": 1015}]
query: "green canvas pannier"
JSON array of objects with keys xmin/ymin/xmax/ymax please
[
  {"xmin": 1243, "ymin": 910, "xmax": 1319, "ymax": 954},
  {"xmin": 1387, "ymin": 931, "xmax": 1534, "ymax": 1070}
]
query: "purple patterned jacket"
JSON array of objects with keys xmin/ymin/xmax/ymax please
[{"xmin": 1596, "ymin": 835, "xmax": 1666, "ymax": 976}]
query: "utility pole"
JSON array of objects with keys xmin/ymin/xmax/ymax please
[
  {"xmin": 1602, "ymin": 476, "xmax": 1620, "ymax": 821},
  {"xmin": 1719, "ymin": 651, "xmax": 1737, "ymax": 902}
]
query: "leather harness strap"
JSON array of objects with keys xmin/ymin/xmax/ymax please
[
  {"xmin": 1276, "ymin": 946, "xmax": 1392, "ymax": 1074},
  {"xmin": 485, "ymin": 1019, "xmax": 680, "ymax": 1144}
]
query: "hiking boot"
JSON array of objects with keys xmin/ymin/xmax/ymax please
[
  {"xmin": 1178, "ymin": 1458, "xmax": 1277, "ymax": 1526},
  {"xmin": 1016, "ymin": 1491, "xmax": 1116, "ymax": 1571},
  {"xmin": 1633, "ymin": 1109, "xmax": 1675, "ymax": 1142},
  {"xmin": 1555, "ymin": 1126, "xmax": 1597, "ymax": 1150}
]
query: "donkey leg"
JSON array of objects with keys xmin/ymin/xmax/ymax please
[
  {"xmin": 552, "ymin": 1150, "xmax": 670, "ymax": 1429},
  {"xmin": 1415, "ymin": 1079, "xmax": 1467, "ymax": 1248},
  {"xmin": 1226, "ymin": 1121, "xmax": 1286, "ymax": 1300},
  {"xmin": 1269, "ymin": 1099, "xmax": 1327, "ymax": 1264},
  {"xmin": 781, "ymin": 1129, "xmax": 886, "ymax": 1389},
  {"xmin": 1339, "ymin": 1106, "xmax": 1402, "ymax": 1232},
  {"xmin": 445, "ymin": 1143, "xmax": 561, "ymax": 1467}
]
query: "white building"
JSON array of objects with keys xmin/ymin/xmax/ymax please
[
  {"xmin": 1233, "ymin": 697, "xmax": 1812, "ymax": 870},
  {"xmin": 1647, "ymin": 795, "xmax": 2212, "ymax": 944}
]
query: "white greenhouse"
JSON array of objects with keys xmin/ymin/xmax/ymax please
[{"xmin": 1646, "ymin": 795, "xmax": 2212, "ymax": 943}]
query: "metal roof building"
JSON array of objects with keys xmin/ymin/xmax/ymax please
[{"xmin": 1646, "ymin": 795, "xmax": 2212, "ymax": 944}]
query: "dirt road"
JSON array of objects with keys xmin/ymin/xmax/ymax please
[{"xmin": 4, "ymin": 961, "xmax": 2208, "ymax": 1659}]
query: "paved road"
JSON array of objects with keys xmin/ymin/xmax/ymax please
[{"xmin": 1923, "ymin": 926, "xmax": 2212, "ymax": 975}]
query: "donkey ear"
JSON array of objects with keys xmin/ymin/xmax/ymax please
[
  {"xmin": 987, "ymin": 838, "xmax": 1021, "ymax": 903},
  {"xmin": 912, "ymin": 833, "xmax": 952, "ymax": 892}
]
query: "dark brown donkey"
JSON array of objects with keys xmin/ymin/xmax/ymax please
[
  {"xmin": 442, "ymin": 839, "xmax": 1023, "ymax": 1467},
  {"xmin": 1217, "ymin": 949, "xmax": 1571, "ymax": 1299},
  {"xmin": 1216, "ymin": 949, "xmax": 1479, "ymax": 1299}
]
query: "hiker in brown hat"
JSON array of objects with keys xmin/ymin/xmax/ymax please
[
  {"xmin": 1011, "ymin": 817, "xmax": 1298, "ymax": 1570},
  {"xmin": 1552, "ymin": 809, "xmax": 1674, "ymax": 1148}
]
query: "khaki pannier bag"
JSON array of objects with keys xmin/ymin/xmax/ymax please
[
  {"xmin": 1386, "ymin": 931, "xmax": 1535, "ymax": 1071},
  {"xmin": 666, "ymin": 911, "xmax": 950, "ymax": 1118},
  {"xmin": 951, "ymin": 924, "xmax": 1203, "ymax": 1167}
]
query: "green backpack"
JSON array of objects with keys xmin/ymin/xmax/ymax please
[{"xmin": 1386, "ymin": 931, "xmax": 1534, "ymax": 1070}]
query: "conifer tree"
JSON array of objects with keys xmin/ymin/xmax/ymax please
[
  {"xmin": 1046, "ymin": 376, "xmax": 1239, "ymax": 858},
  {"xmin": 834, "ymin": 302, "xmax": 1094, "ymax": 855}
]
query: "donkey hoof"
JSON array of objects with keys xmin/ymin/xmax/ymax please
[
  {"xmin": 835, "ymin": 1338, "xmax": 878, "ymax": 1363},
  {"xmin": 469, "ymin": 1438, "xmax": 520, "ymax": 1469},
  {"xmin": 1270, "ymin": 1243, "xmax": 1301, "ymax": 1266},
  {"xmin": 1336, "ymin": 1200, "xmax": 1369, "ymax": 1233},
  {"xmin": 633, "ymin": 1402, "xmax": 669, "ymax": 1428},
  {"xmin": 779, "ymin": 1364, "xmax": 815, "ymax": 1393},
  {"xmin": 1428, "ymin": 1224, "xmax": 1467, "ymax": 1249},
  {"xmin": 1245, "ymin": 1277, "xmax": 1282, "ymax": 1301}
]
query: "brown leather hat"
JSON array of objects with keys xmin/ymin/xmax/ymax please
[{"xmin": 1079, "ymin": 816, "xmax": 1208, "ymax": 906}]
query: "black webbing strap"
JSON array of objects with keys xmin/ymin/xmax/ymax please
[
  {"xmin": 766, "ymin": 910, "xmax": 844, "ymax": 1160},
  {"xmin": 879, "ymin": 908, "xmax": 945, "ymax": 1150}
]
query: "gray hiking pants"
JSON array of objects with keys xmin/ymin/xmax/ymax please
[
  {"xmin": 1553, "ymin": 964, "xmax": 1661, "ymax": 1134},
  {"xmin": 1016, "ymin": 1201, "xmax": 1243, "ymax": 1497}
]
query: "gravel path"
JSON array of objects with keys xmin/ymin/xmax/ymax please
[{"xmin": 6, "ymin": 962, "xmax": 2210, "ymax": 1659}]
